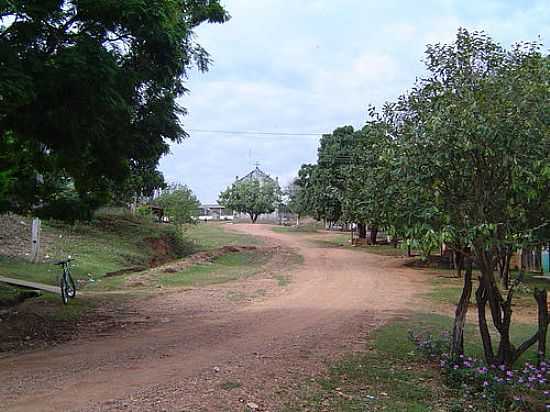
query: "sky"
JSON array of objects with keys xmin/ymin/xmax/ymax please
[{"xmin": 159, "ymin": 0, "xmax": 550, "ymax": 203}]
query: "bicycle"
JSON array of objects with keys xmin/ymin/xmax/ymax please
[{"xmin": 54, "ymin": 258, "xmax": 76, "ymax": 304}]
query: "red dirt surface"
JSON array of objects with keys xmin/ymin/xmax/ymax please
[{"xmin": 0, "ymin": 224, "xmax": 428, "ymax": 412}]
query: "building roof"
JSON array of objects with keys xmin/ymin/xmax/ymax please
[{"xmin": 237, "ymin": 166, "xmax": 276, "ymax": 183}]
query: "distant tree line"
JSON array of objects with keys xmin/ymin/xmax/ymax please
[
  {"xmin": 0, "ymin": 0, "xmax": 229, "ymax": 220},
  {"xmin": 291, "ymin": 29, "xmax": 550, "ymax": 367}
]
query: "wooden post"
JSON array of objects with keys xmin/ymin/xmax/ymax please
[{"xmin": 31, "ymin": 218, "xmax": 41, "ymax": 263}]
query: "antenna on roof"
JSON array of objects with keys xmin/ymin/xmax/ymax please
[{"xmin": 254, "ymin": 161, "xmax": 261, "ymax": 169}]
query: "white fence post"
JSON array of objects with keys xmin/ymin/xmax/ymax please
[{"xmin": 31, "ymin": 217, "xmax": 41, "ymax": 263}]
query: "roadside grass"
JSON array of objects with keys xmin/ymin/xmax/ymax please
[
  {"xmin": 312, "ymin": 234, "xmax": 412, "ymax": 257},
  {"xmin": 182, "ymin": 222, "xmax": 262, "ymax": 250},
  {"xmin": 37, "ymin": 292, "xmax": 94, "ymax": 321},
  {"xmin": 275, "ymin": 274, "xmax": 290, "ymax": 287},
  {"xmin": 423, "ymin": 273, "xmax": 465, "ymax": 305},
  {"xmin": 0, "ymin": 284, "xmax": 31, "ymax": 307},
  {"xmin": 272, "ymin": 222, "xmax": 324, "ymax": 234},
  {"xmin": 220, "ymin": 380, "xmax": 242, "ymax": 391},
  {"xmin": 423, "ymin": 268, "xmax": 550, "ymax": 313},
  {"xmin": 284, "ymin": 313, "xmax": 548, "ymax": 412},
  {"xmin": 283, "ymin": 314, "xmax": 456, "ymax": 412},
  {"xmin": 159, "ymin": 250, "xmax": 272, "ymax": 288},
  {"xmin": 225, "ymin": 289, "xmax": 267, "ymax": 302}
]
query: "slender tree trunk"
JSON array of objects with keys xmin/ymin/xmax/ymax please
[
  {"xmin": 536, "ymin": 289, "xmax": 549, "ymax": 366},
  {"xmin": 450, "ymin": 256, "xmax": 473, "ymax": 361},
  {"xmin": 392, "ymin": 236, "xmax": 398, "ymax": 248},
  {"xmin": 496, "ymin": 245, "xmax": 513, "ymax": 289},
  {"xmin": 474, "ymin": 245, "xmax": 549, "ymax": 367},
  {"xmin": 369, "ymin": 225, "xmax": 378, "ymax": 245},
  {"xmin": 475, "ymin": 281, "xmax": 495, "ymax": 365},
  {"xmin": 455, "ymin": 250, "xmax": 464, "ymax": 278},
  {"xmin": 357, "ymin": 223, "xmax": 366, "ymax": 239}
]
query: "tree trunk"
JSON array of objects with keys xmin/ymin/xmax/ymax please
[
  {"xmin": 357, "ymin": 223, "xmax": 366, "ymax": 239},
  {"xmin": 450, "ymin": 256, "xmax": 473, "ymax": 362},
  {"xmin": 474, "ymin": 245, "xmax": 550, "ymax": 367},
  {"xmin": 455, "ymin": 250, "xmax": 464, "ymax": 278},
  {"xmin": 250, "ymin": 213, "xmax": 257, "ymax": 223},
  {"xmin": 392, "ymin": 236, "xmax": 398, "ymax": 248},
  {"xmin": 536, "ymin": 289, "xmax": 549, "ymax": 366},
  {"xmin": 369, "ymin": 225, "xmax": 378, "ymax": 245},
  {"xmin": 475, "ymin": 281, "xmax": 495, "ymax": 365},
  {"xmin": 496, "ymin": 245, "xmax": 513, "ymax": 289}
]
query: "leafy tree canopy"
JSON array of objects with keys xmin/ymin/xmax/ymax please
[
  {"xmin": 154, "ymin": 183, "xmax": 199, "ymax": 224},
  {"xmin": 0, "ymin": 0, "xmax": 229, "ymax": 213},
  {"xmin": 219, "ymin": 178, "xmax": 281, "ymax": 223}
]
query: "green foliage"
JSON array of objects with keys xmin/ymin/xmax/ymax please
[
  {"xmin": 154, "ymin": 184, "xmax": 200, "ymax": 224},
  {"xmin": 297, "ymin": 28, "xmax": 549, "ymax": 367},
  {"xmin": 136, "ymin": 204, "xmax": 154, "ymax": 220},
  {"xmin": 219, "ymin": 178, "xmax": 281, "ymax": 223},
  {"xmin": 0, "ymin": 0, "xmax": 229, "ymax": 214},
  {"xmin": 284, "ymin": 178, "xmax": 308, "ymax": 220},
  {"xmin": 395, "ymin": 29, "xmax": 549, "ymax": 251}
]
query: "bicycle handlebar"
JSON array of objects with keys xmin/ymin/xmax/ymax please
[{"xmin": 54, "ymin": 258, "xmax": 74, "ymax": 265}]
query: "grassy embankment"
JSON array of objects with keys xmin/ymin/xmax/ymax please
[
  {"xmin": 283, "ymin": 231, "xmax": 549, "ymax": 411},
  {"xmin": 0, "ymin": 215, "xmax": 265, "ymax": 307}
]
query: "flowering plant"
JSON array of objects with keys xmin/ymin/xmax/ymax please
[{"xmin": 410, "ymin": 329, "xmax": 549, "ymax": 410}]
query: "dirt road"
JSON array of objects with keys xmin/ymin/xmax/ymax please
[{"xmin": 0, "ymin": 225, "xmax": 427, "ymax": 411}]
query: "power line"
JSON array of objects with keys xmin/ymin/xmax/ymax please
[{"xmin": 188, "ymin": 128, "xmax": 325, "ymax": 137}]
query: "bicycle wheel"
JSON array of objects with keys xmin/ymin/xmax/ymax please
[
  {"xmin": 65, "ymin": 270, "xmax": 77, "ymax": 298},
  {"xmin": 59, "ymin": 276, "xmax": 70, "ymax": 305}
]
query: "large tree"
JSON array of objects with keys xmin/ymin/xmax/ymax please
[
  {"xmin": 295, "ymin": 163, "xmax": 342, "ymax": 225},
  {"xmin": 284, "ymin": 178, "xmax": 308, "ymax": 225},
  {"xmin": 219, "ymin": 179, "xmax": 281, "ymax": 223},
  {"xmin": 154, "ymin": 183, "xmax": 199, "ymax": 225},
  {"xmin": 397, "ymin": 29, "xmax": 549, "ymax": 365},
  {"xmin": 0, "ymin": 0, "xmax": 229, "ymax": 213}
]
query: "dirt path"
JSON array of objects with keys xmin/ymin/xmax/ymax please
[{"xmin": 0, "ymin": 225, "xmax": 428, "ymax": 412}]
